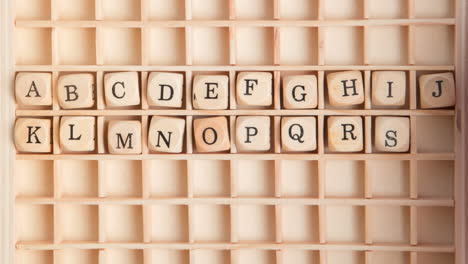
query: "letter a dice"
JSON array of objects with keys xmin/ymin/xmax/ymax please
[
  {"xmin": 327, "ymin": 71, "xmax": 364, "ymax": 107},
  {"xmin": 375, "ymin": 117, "xmax": 410, "ymax": 152},
  {"xmin": 15, "ymin": 73, "xmax": 52, "ymax": 106},
  {"xmin": 419, "ymin": 72, "xmax": 455, "ymax": 109},
  {"xmin": 148, "ymin": 116, "xmax": 185, "ymax": 153},
  {"xmin": 15, "ymin": 118, "xmax": 52, "ymax": 153},
  {"xmin": 327, "ymin": 116, "xmax": 363, "ymax": 152},
  {"xmin": 107, "ymin": 120, "xmax": 142, "ymax": 154}
]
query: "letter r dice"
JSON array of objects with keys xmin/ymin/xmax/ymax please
[
  {"xmin": 327, "ymin": 116, "xmax": 363, "ymax": 152},
  {"xmin": 15, "ymin": 118, "xmax": 52, "ymax": 153}
]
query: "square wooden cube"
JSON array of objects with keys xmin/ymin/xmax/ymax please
[
  {"xmin": 60, "ymin": 116, "xmax": 95, "ymax": 152},
  {"xmin": 283, "ymin": 75, "xmax": 318, "ymax": 109},
  {"xmin": 375, "ymin": 117, "xmax": 410, "ymax": 152},
  {"xmin": 372, "ymin": 71, "xmax": 406, "ymax": 106},
  {"xmin": 236, "ymin": 116, "xmax": 271, "ymax": 152},
  {"xmin": 327, "ymin": 116, "xmax": 363, "ymax": 152},
  {"xmin": 104, "ymin": 72, "xmax": 140, "ymax": 107},
  {"xmin": 327, "ymin": 71, "xmax": 364, "ymax": 106},
  {"xmin": 281, "ymin": 116, "xmax": 317, "ymax": 152},
  {"xmin": 236, "ymin": 72, "xmax": 272, "ymax": 106},
  {"xmin": 15, "ymin": 118, "xmax": 51, "ymax": 153},
  {"xmin": 57, "ymin": 73, "xmax": 95, "ymax": 109},
  {"xmin": 148, "ymin": 116, "xmax": 185, "ymax": 153},
  {"xmin": 194, "ymin": 117, "xmax": 230, "ymax": 153},
  {"xmin": 147, "ymin": 72, "xmax": 184, "ymax": 108},
  {"xmin": 419, "ymin": 72, "xmax": 455, "ymax": 109},
  {"xmin": 193, "ymin": 75, "xmax": 229, "ymax": 110},
  {"xmin": 107, "ymin": 120, "xmax": 142, "ymax": 154},
  {"xmin": 15, "ymin": 72, "xmax": 52, "ymax": 106}
]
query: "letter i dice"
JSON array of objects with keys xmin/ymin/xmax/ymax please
[
  {"xmin": 15, "ymin": 73, "xmax": 52, "ymax": 106},
  {"xmin": 15, "ymin": 118, "xmax": 52, "ymax": 153},
  {"xmin": 327, "ymin": 116, "xmax": 363, "ymax": 152},
  {"xmin": 327, "ymin": 71, "xmax": 364, "ymax": 106},
  {"xmin": 108, "ymin": 120, "xmax": 142, "ymax": 154},
  {"xmin": 375, "ymin": 117, "xmax": 410, "ymax": 152},
  {"xmin": 58, "ymin": 74, "xmax": 95, "ymax": 109},
  {"xmin": 148, "ymin": 116, "xmax": 185, "ymax": 153},
  {"xmin": 281, "ymin": 117, "xmax": 317, "ymax": 152},
  {"xmin": 419, "ymin": 72, "xmax": 455, "ymax": 109}
]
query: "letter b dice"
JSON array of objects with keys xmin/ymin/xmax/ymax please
[
  {"xmin": 327, "ymin": 116, "xmax": 363, "ymax": 152},
  {"xmin": 58, "ymin": 74, "xmax": 95, "ymax": 109},
  {"xmin": 419, "ymin": 72, "xmax": 455, "ymax": 109}
]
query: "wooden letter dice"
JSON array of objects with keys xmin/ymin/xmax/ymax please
[
  {"xmin": 148, "ymin": 116, "xmax": 185, "ymax": 153},
  {"xmin": 236, "ymin": 116, "xmax": 271, "ymax": 152},
  {"xmin": 375, "ymin": 117, "xmax": 410, "ymax": 152},
  {"xmin": 108, "ymin": 120, "xmax": 142, "ymax": 154},
  {"xmin": 104, "ymin": 72, "xmax": 140, "ymax": 107},
  {"xmin": 193, "ymin": 75, "xmax": 229, "ymax": 110},
  {"xmin": 60, "ymin": 116, "xmax": 95, "ymax": 152},
  {"xmin": 283, "ymin": 75, "xmax": 318, "ymax": 109},
  {"xmin": 58, "ymin": 73, "xmax": 95, "ymax": 109},
  {"xmin": 419, "ymin": 72, "xmax": 455, "ymax": 109},
  {"xmin": 281, "ymin": 117, "xmax": 317, "ymax": 152},
  {"xmin": 372, "ymin": 71, "xmax": 406, "ymax": 106},
  {"xmin": 327, "ymin": 116, "xmax": 363, "ymax": 152},
  {"xmin": 327, "ymin": 71, "xmax": 364, "ymax": 106},
  {"xmin": 193, "ymin": 117, "xmax": 230, "ymax": 153},
  {"xmin": 147, "ymin": 72, "xmax": 184, "ymax": 108},
  {"xmin": 236, "ymin": 72, "xmax": 272, "ymax": 106},
  {"xmin": 15, "ymin": 72, "xmax": 52, "ymax": 106},
  {"xmin": 15, "ymin": 118, "xmax": 51, "ymax": 153}
]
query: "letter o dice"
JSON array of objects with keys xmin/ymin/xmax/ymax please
[
  {"xmin": 419, "ymin": 72, "xmax": 455, "ymax": 109},
  {"xmin": 327, "ymin": 116, "xmax": 363, "ymax": 152},
  {"xmin": 193, "ymin": 117, "xmax": 230, "ymax": 153},
  {"xmin": 375, "ymin": 117, "xmax": 410, "ymax": 152},
  {"xmin": 104, "ymin": 72, "xmax": 140, "ymax": 107}
]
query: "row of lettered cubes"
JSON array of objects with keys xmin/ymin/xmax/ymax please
[
  {"xmin": 15, "ymin": 115, "xmax": 409, "ymax": 154},
  {"xmin": 16, "ymin": 70, "xmax": 455, "ymax": 109}
]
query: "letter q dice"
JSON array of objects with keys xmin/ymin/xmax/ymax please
[
  {"xmin": 147, "ymin": 72, "xmax": 184, "ymax": 108},
  {"xmin": 236, "ymin": 116, "xmax": 271, "ymax": 152},
  {"xmin": 60, "ymin": 116, "xmax": 95, "ymax": 152},
  {"xmin": 16, "ymin": 72, "xmax": 52, "ymax": 106},
  {"xmin": 327, "ymin": 71, "xmax": 364, "ymax": 107},
  {"xmin": 15, "ymin": 118, "xmax": 51, "ymax": 153},
  {"xmin": 375, "ymin": 117, "xmax": 410, "ymax": 152},
  {"xmin": 104, "ymin": 72, "xmax": 140, "ymax": 107},
  {"xmin": 281, "ymin": 117, "xmax": 317, "ymax": 152},
  {"xmin": 419, "ymin": 72, "xmax": 455, "ymax": 109},
  {"xmin": 327, "ymin": 116, "xmax": 363, "ymax": 152},
  {"xmin": 107, "ymin": 120, "xmax": 142, "ymax": 154},
  {"xmin": 283, "ymin": 75, "xmax": 318, "ymax": 109},
  {"xmin": 193, "ymin": 75, "xmax": 229, "ymax": 110},
  {"xmin": 148, "ymin": 116, "xmax": 185, "ymax": 153},
  {"xmin": 58, "ymin": 73, "xmax": 95, "ymax": 109},
  {"xmin": 236, "ymin": 72, "xmax": 272, "ymax": 106}
]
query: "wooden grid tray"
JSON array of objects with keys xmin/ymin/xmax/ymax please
[{"xmin": 1, "ymin": 0, "xmax": 467, "ymax": 264}]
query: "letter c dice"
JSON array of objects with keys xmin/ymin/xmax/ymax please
[{"xmin": 104, "ymin": 72, "xmax": 140, "ymax": 107}]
